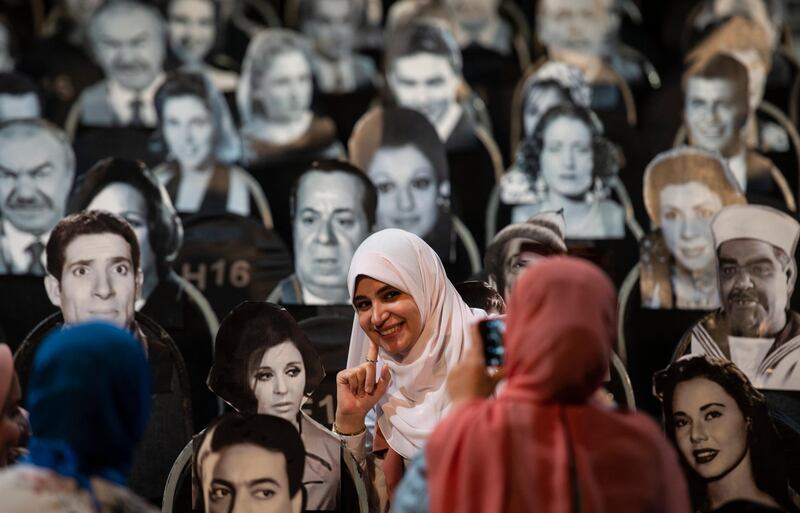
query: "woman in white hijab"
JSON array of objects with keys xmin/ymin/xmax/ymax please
[{"xmin": 334, "ymin": 229, "xmax": 487, "ymax": 512}]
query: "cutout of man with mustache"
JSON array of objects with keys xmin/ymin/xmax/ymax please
[
  {"xmin": 679, "ymin": 204, "xmax": 800, "ymax": 390},
  {"xmin": 0, "ymin": 119, "xmax": 75, "ymax": 275},
  {"xmin": 74, "ymin": 0, "xmax": 166, "ymax": 128}
]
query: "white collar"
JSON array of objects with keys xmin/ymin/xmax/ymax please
[
  {"xmin": 436, "ymin": 102, "xmax": 463, "ymax": 142},
  {"xmin": 106, "ymin": 73, "xmax": 165, "ymax": 127},
  {"xmin": 2, "ymin": 220, "xmax": 49, "ymax": 273},
  {"xmin": 726, "ymin": 150, "xmax": 748, "ymax": 193}
]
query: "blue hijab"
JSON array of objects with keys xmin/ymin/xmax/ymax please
[{"xmin": 23, "ymin": 321, "xmax": 151, "ymax": 490}]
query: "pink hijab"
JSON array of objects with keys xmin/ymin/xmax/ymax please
[{"xmin": 426, "ymin": 258, "xmax": 690, "ymax": 513}]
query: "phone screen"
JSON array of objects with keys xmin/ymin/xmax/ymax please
[{"xmin": 479, "ymin": 318, "xmax": 505, "ymax": 367}]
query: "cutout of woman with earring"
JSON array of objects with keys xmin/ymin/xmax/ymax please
[
  {"xmin": 349, "ymin": 107, "xmax": 454, "ymax": 263},
  {"xmin": 654, "ymin": 355, "xmax": 793, "ymax": 512},
  {"xmin": 509, "ymin": 103, "xmax": 625, "ymax": 240}
]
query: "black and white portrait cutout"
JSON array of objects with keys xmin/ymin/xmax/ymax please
[
  {"xmin": 206, "ymin": 302, "xmax": 341, "ymax": 511},
  {"xmin": 0, "ymin": 72, "xmax": 41, "ymax": 122},
  {"xmin": 483, "ymin": 210, "xmax": 568, "ymax": 300},
  {"xmin": 502, "ymin": 104, "xmax": 625, "ymax": 240},
  {"xmin": 153, "ymin": 71, "xmax": 255, "ymax": 217},
  {"xmin": 515, "ymin": 62, "xmax": 591, "ymax": 146},
  {"xmin": 683, "ymin": 53, "xmax": 792, "ymax": 210},
  {"xmin": 685, "ymin": 16, "xmax": 788, "ymax": 155},
  {"xmin": 385, "ymin": 21, "xmax": 464, "ymax": 144},
  {"xmin": 0, "ymin": 119, "xmax": 75, "ymax": 275},
  {"xmin": 654, "ymin": 355, "xmax": 792, "ymax": 512},
  {"xmin": 682, "ymin": 205, "xmax": 800, "ymax": 390},
  {"xmin": 350, "ymin": 106, "xmax": 454, "ymax": 260},
  {"xmin": 167, "ymin": 0, "xmax": 239, "ymax": 93},
  {"xmin": 78, "ymin": 1, "xmax": 166, "ymax": 128},
  {"xmin": 270, "ymin": 161, "xmax": 376, "ymax": 305},
  {"xmin": 299, "ymin": 0, "xmax": 376, "ymax": 95},
  {"xmin": 640, "ymin": 148, "xmax": 746, "ymax": 310},
  {"xmin": 194, "ymin": 413, "xmax": 305, "ymax": 513},
  {"xmin": 237, "ymin": 29, "xmax": 341, "ymax": 165}
]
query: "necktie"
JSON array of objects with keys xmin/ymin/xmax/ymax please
[
  {"xmin": 26, "ymin": 239, "xmax": 46, "ymax": 275},
  {"xmin": 130, "ymin": 96, "xmax": 144, "ymax": 127}
]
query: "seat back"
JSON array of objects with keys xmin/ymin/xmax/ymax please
[{"xmin": 175, "ymin": 213, "xmax": 293, "ymax": 321}]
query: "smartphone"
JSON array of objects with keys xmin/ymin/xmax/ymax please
[{"xmin": 478, "ymin": 318, "xmax": 506, "ymax": 367}]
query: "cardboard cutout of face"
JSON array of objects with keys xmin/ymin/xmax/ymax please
[
  {"xmin": 304, "ymin": 0, "xmax": 357, "ymax": 61},
  {"xmin": 0, "ymin": 130, "xmax": 73, "ymax": 236},
  {"xmin": 162, "ymin": 94, "xmax": 215, "ymax": 170},
  {"xmin": 86, "ymin": 183, "xmax": 158, "ymax": 298},
  {"xmin": 389, "ymin": 53, "xmax": 460, "ymax": 133},
  {"xmin": 510, "ymin": 110, "xmax": 625, "ymax": 240},
  {"xmin": 685, "ymin": 77, "xmax": 745, "ymax": 156},
  {"xmin": 639, "ymin": 149, "xmax": 745, "ymax": 310},
  {"xmin": 194, "ymin": 414, "xmax": 304, "ymax": 513},
  {"xmin": 168, "ymin": 0, "xmax": 216, "ymax": 66},
  {"xmin": 44, "ymin": 232, "xmax": 143, "ymax": 328},
  {"xmin": 92, "ymin": 7, "xmax": 165, "ymax": 91},
  {"xmin": 537, "ymin": 0, "xmax": 612, "ymax": 54},
  {"xmin": 257, "ymin": 50, "xmax": 313, "ymax": 124},
  {"xmin": 293, "ymin": 171, "xmax": 371, "ymax": 304}
]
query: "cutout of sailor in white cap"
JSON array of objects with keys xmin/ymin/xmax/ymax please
[{"xmin": 681, "ymin": 204, "xmax": 800, "ymax": 390}]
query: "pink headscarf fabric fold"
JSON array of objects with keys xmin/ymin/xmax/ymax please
[{"xmin": 426, "ymin": 258, "xmax": 690, "ymax": 513}]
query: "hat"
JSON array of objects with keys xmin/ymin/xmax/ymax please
[
  {"xmin": 485, "ymin": 211, "xmax": 568, "ymax": 273},
  {"xmin": 711, "ymin": 205, "xmax": 800, "ymax": 256}
]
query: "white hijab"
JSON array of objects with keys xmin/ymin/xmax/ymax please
[{"xmin": 346, "ymin": 229, "xmax": 484, "ymax": 459}]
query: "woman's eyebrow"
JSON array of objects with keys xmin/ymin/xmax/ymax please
[
  {"xmin": 376, "ymin": 285, "xmax": 396, "ymax": 295},
  {"xmin": 700, "ymin": 403, "xmax": 726, "ymax": 411}
]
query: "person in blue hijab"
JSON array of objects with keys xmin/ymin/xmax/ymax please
[{"xmin": 0, "ymin": 321, "xmax": 158, "ymax": 513}]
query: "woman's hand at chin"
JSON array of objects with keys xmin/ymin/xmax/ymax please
[{"xmin": 335, "ymin": 363, "xmax": 391, "ymax": 434}]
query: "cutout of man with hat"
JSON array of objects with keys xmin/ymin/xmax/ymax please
[
  {"xmin": 483, "ymin": 210, "xmax": 567, "ymax": 300},
  {"xmin": 679, "ymin": 204, "xmax": 800, "ymax": 390}
]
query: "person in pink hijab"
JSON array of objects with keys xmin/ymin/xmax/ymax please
[{"xmin": 404, "ymin": 257, "xmax": 691, "ymax": 513}]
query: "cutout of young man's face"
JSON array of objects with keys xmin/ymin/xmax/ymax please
[
  {"xmin": 257, "ymin": 50, "xmax": 312, "ymax": 124},
  {"xmin": 204, "ymin": 443, "xmax": 302, "ymax": 513},
  {"xmin": 659, "ymin": 181, "xmax": 723, "ymax": 273},
  {"xmin": 672, "ymin": 377, "xmax": 750, "ymax": 481},
  {"xmin": 93, "ymin": 8, "xmax": 165, "ymax": 91},
  {"xmin": 44, "ymin": 233, "xmax": 142, "ymax": 328},
  {"xmin": 293, "ymin": 171, "xmax": 370, "ymax": 302},
  {"xmin": 685, "ymin": 77, "xmax": 744, "ymax": 156},
  {"xmin": 168, "ymin": 0, "xmax": 216, "ymax": 65},
  {"xmin": 250, "ymin": 341, "xmax": 306, "ymax": 423},
  {"xmin": 718, "ymin": 239, "xmax": 792, "ymax": 337},
  {"xmin": 0, "ymin": 131, "xmax": 72, "ymax": 235},
  {"xmin": 87, "ymin": 183, "xmax": 157, "ymax": 293},
  {"xmin": 368, "ymin": 144, "xmax": 440, "ymax": 238},
  {"xmin": 0, "ymin": 94, "xmax": 40, "ymax": 122},
  {"xmin": 389, "ymin": 53, "xmax": 460, "ymax": 131},
  {"xmin": 540, "ymin": 116, "xmax": 594, "ymax": 198},
  {"xmin": 162, "ymin": 94, "xmax": 215, "ymax": 169},
  {"xmin": 306, "ymin": 0, "xmax": 356, "ymax": 60}
]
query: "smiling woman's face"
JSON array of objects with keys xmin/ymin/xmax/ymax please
[
  {"xmin": 672, "ymin": 377, "xmax": 750, "ymax": 481},
  {"xmin": 353, "ymin": 276, "xmax": 423, "ymax": 356},
  {"xmin": 659, "ymin": 181, "xmax": 722, "ymax": 272},
  {"xmin": 250, "ymin": 341, "xmax": 306, "ymax": 423},
  {"xmin": 367, "ymin": 144, "xmax": 440, "ymax": 238}
]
